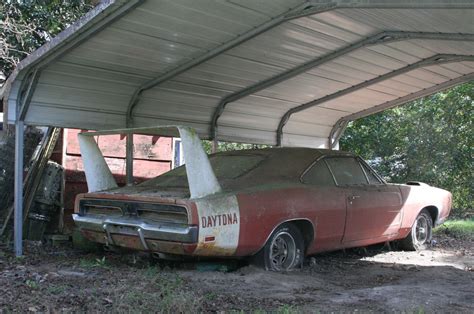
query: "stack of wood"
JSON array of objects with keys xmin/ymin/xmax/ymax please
[{"xmin": 0, "ymin": 127, "xmax": 63, "ymax": 244}]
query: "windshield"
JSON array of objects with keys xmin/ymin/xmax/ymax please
[{"xmin": 140, "ymin": 154, "xmax": 265, "ymax": 188}]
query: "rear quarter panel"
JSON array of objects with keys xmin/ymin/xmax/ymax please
[{"xmin": 397, "ymin": 184, "xmax": 452, "ymax": 238}]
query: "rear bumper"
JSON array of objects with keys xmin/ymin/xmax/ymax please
[{"xmin": 73, "ymin": 214, "xmax": 198, "ymax": 252}]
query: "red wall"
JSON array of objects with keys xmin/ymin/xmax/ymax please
[{"xmin": 62, "ymin": 129, "xmax": 173, "ymax": 232}]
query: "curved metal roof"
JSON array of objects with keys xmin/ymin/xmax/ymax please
[{"xmin": 3, "ymin": 0, "xmax": 474, "ymax": 148}]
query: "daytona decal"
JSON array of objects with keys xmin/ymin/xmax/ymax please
[
  {"xmin": 201, "ymin": 213, "xmax": 238, "ymax": 228},
  {"xmin": 194, "ymin": 195, "xmax": 240, "ymax": 256}
]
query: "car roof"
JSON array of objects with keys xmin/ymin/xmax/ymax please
[{"xmin": 211, "ymin": 147, "xmax": 355, "ymax": 188}]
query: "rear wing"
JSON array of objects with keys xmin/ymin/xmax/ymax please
[{"xmin": 78, "ymin": 126, "xmax": 222, "ymax": 199}]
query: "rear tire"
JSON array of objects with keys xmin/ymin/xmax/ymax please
[
  {"xmin": 399, "ymin": 209, "xmax": 433, "ymax": 251},
  {"xmin": 260, "ymin": 223, "xmax": 305, "ymax": 271}
]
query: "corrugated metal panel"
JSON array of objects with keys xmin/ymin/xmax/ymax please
[
  {"xmin": 5, "ymin": 1, "xmax": 474, "ymax": 148},
  {"xmin": 340, "ymin": 9, "xmax": 474, "ymax": 33}
]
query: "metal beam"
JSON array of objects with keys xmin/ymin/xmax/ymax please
[
  {"xmin": 276, "ymin": 54, "xmax": 474, "ymax": 146},
  {"xmin": 285, "ymin": 0, "xmax": 474, "ymax": 22},
  {"xmin": 328, "ymin": 119, "xmax": 349, "ymax": 149},
  {"xmin": 338, "ymin": 72, "xmax": 474, "ymax": 123},
  {"xmin": 18, "ymin": 69, "xmax": 41, "ymax": 121},
  {"xmin": 300, "ymin": 0, "xmax": 474, "ymax": 17},
  {"xmin": 210, "ymin": 32, "xmax": 474, "ymax": 140},
  {"xmin": 12, "ymin": 69, "xmax": 38, "ymax": 257},
  {"xmin": 126, "ymin": 134, "xmax": 134, "ymax": 185},
  {"xmin": 125, "ymin": 1, "xmax": 344, "ymax": 125},
  {"xmin": 14, "ymin": 120, "xmax": 24, "ymax": 256},
  {"xmin": 327, "ymin": 72, "xmax": 474, "ymax": 149}
]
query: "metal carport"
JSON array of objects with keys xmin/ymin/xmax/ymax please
[{"xmin": 2, "ymin": 0, "xmax": 474, "ymax": 255}]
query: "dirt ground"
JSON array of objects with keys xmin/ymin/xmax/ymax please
[{"xmin": 0, "ymin": 233, "xmax": 473, "ymax": 312}]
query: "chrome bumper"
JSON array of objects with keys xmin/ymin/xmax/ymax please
[{"xmin": 72, "ymin": 214, "xmax": 198, "ymax": 250}]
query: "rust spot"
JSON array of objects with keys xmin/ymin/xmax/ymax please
[
  {"xmin": 111, "ymin": 234, "xmax": 144, "ymax": 250},
  {"xmin": 80, "ymin": 229, "xmax": 191, "ymax": 255},
  {"xmin": 81, "ymin": 229, "xmax": 106, "ymax": 244},
  {"xmin": 147, "ymin": 240, "xmax": 185, "ymax": 254}
]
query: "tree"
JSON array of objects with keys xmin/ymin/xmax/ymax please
[
  {"xmin": 340, "ymin": 82, "xmax": 474, "ymax": 212},
  {"xmin": 1, "ymin": 0, "xmax": 97, "ymax": 79}
]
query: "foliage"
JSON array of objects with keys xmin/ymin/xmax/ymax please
[
  {"xmin": 434, "ymin": 219, "xmax": 474, "ymax": 240},
  {"xmin": 0, "ymin": 0, "xmax": 97, "ymax": 78},
  {"xmin": 340, "ymin": 83, "xmax": 473, "ymax": 211},
  {"xmin": 25, "ymin": 279, "xmax": 39, "ymax": 289},
  {"xmin": 79, "ymin": 256, "xmax": 109, "ymax": 269}
]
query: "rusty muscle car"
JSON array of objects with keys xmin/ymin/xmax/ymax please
[{"xmin": 73, "ymin": 127, "xmax": 452, "ymax": 271}]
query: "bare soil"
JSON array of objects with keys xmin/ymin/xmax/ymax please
[{"xmin": 0, "ymin": 233, "xmax": 473, "ymax": 312}]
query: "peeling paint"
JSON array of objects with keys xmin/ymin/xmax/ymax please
[{"xmin": 194, "ymin": 195, "xmax": 240, "ymax": 256}]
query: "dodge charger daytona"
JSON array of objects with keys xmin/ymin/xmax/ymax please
[{"xmin": 73, "ymin": 126, "xmax": 451, "ymax": 271}]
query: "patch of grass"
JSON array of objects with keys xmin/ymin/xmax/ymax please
[
  {"xmin": 160, "ymin": 288, "xmax": 201, "ymax": 312},
  {"xmin": 204, "ymin": 292, "xmax": 217, "ymax": 301},
  {"xmin": 123, "ymin": 290, "xmax": 148, "ymax": 305},
  {"xmin": 411, "ymin": 306, "xmax": 425, "ymax": 314},
  {"xmin": 47, "ymin": 285, "xmax": 67, "ymax": 294},
  {"xmin": 158, "ymin": 275, "xmax": 200, "ymax": 312},
  {"xmin": 276, "ymin": 304, "xmax": 301, "ymax": 314},
  {"xmin": 143, "ymin": 265, "xmax": 160, "ymax": 278},
  {"xmin": 79, "ymin": 256, "xmax": 109, "ymax": 269},
  {"xmin": 114, "ymin": 274, "xmax": 200, "ymax": 312},
  {"xmin": 434, "ymin": 219, "xmax": 474, "ymax": 239},
  {"xmin": 25, "ymin": 279, "xmax": 39, "ymax": 290}
]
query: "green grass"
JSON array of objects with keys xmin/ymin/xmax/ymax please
[
  {"xmin": 434, "ymin": 219, "xmax": 474, "ymax": 239},
  {"xmin": 276, "ymin": 305, "xmax": 301, "ymax": 314},
  {"xmin": 46, "ymin": 285, "xmax": 68, "ymax": 294},
  {"xmin": 79, "ymin": 256, "xmax": 109, "ymax": 269},
  {"xmin": 115, "ymin": 274, "xmax": 199, "ymax": 312},
  {"xmin": 143, "ymin": 265, "xmax": 160, "ymax": 278},
  {"xmin": 25, "ymin": 279, "xmax": 39, "ymax": 290}
]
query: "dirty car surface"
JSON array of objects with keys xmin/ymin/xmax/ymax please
[{"xmin": 74, "ymin": 147, "xmax": 452, "ymax": 271}]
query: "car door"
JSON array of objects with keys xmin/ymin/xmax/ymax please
[
  {"xmin": 325, "ymin": 156, "xmax": 403, "ymax": 244},
  {"xmin": 300, "ymin": 158, "xmax": 347, "ymax": 251}
]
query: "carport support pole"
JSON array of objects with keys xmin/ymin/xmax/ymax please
[
  {"xmin": 14, "ymin": 120, "xmax": 24, "ymax": 256},
  {"xmin": 126, "ymin": 134, "xmax": 133, "ymax": 185},
  {"xmin": 211, "ymin": 139, "xmax": 218, "ymax": 154}
]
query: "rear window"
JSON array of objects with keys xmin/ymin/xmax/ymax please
[{"xmin": 140, "ymin": 154, "xmax": 265, "ymax": 187}]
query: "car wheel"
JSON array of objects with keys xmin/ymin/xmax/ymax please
[
  {"xmin": 400, "ymin": 209, "xmax": 433, "ymax": 251},
  {"xmin": 262, "ymin": 223, "xmax": 304, "ymax": 271}
]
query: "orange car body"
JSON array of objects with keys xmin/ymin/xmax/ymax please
[{"xmin": 73, "ymin": 148, "xmax": 451, "ymax": 257}]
